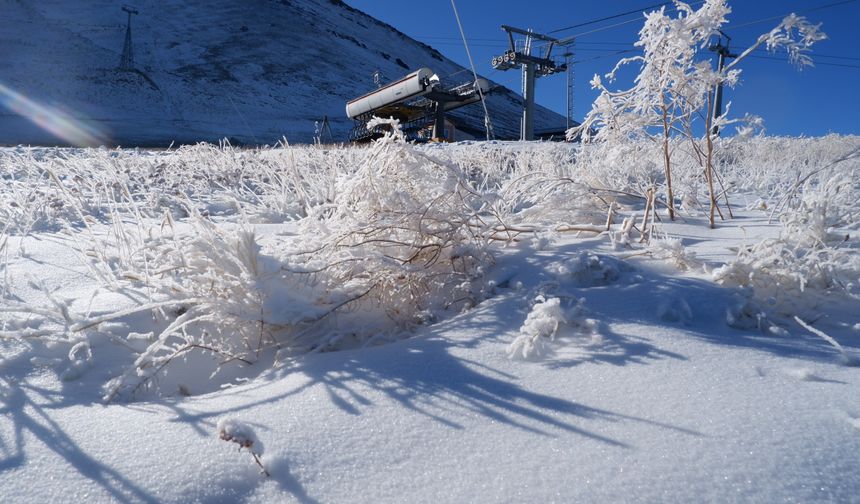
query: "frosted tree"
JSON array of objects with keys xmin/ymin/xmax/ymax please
[{"xmin": 570, "ymin": 0, "xmax": 826, "ymax": 227}]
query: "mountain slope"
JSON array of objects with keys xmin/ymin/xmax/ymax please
[{"xmin": 0, "ymin": 0, "xmax": 567, "ymax": 145}]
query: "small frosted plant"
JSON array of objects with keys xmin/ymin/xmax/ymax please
[{"xmin": 217, "ymin": 418, "xmax": 270, "ymax": 477}]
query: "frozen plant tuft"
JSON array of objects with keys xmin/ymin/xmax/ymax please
[
  {"xmin": 60, "ymin": 341, "xmax": 93, "ymax": 382},
  {"xmin": 649, "ymin": 237, "xmax": 700, "ymax": 272},
  {"xmin": 724, "ymin": 288, "xmax": 786, "ymax": 336},
  {"xmin": 554, "ymin": 252, "xmax": 628, "ymax": 287},
  {"xmin": 508, "ymin": 295, "xmax": 597, "ymax": 360},
  {"xmin": 217, "ymin": 417, "xmax": 269, "ymax": 477},
  {"xmin": 657, "ymin": 296, "xmax": 693, "ymax": 325}
]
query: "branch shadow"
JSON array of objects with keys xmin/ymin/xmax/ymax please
[
  {"xmin": 585, "ymin": 272, "xmax": 859, "ymax": 361},
  {"xmin": 265, "ymin": 456, "xmax": 322, "ymax": 504},
  {"xmin": 536, "ymin": 239, "xmax": 859, "ymax": 364},
  {"xmin": 159, "ymin": 292, "xmax": 703, "ymax": 459},
  {"xmin": 0, "ymin": 377, "xmax": 160, "ymax": 503}
]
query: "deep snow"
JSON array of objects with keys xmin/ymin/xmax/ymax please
[{"xmin": 1, "ymin": 138, "xmax": 859, "ymax": 503}]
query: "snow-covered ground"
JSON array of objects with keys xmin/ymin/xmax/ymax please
[{"xmin": 1, "ymin": 135, "xmax": 859, "ymax": 502}]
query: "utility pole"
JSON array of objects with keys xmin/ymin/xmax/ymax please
[
  {"xmin": 563, "ymin": 48, "xmax": 574, "ymax": 130},
  {"xmin": 709, "ymin": 31, "xmax": 737, "ymax": 136},
  {"xmin": 119, "ymin": 5, "xmax": 139, "ymax": 70},
  {"xmin": 491, "ymin": 26, "xmax": 567, "ymax": 140},
  {"xmin": 521, "ymin": 31, "xmax": 535, "ymax": 141}
]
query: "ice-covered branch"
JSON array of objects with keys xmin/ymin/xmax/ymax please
[{"xmin": 726, "ymin": 14, "xmax": 827, "ymax": 71}]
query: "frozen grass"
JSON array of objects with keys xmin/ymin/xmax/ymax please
[{"xmin": 2, "ymin": 134, "xmax": 859, "ymax": 400}]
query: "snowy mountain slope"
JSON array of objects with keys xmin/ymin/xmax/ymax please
[{"xmin": 0, "ymin": 0, "xmax": 566, "ymax": 146}]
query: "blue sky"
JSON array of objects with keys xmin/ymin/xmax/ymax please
[{"xmin": 346, "ymin": 0, "xmax": 860, "ymax": 136}]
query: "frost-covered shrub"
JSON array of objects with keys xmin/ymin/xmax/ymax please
[
  {"xmin": 723, "ymin": 288, "xmax": 786, "ymax": 335},
  {"xmin": 290, "ymin": 123, "xmax": 493, "ymax": 341},
  {"xmin": 2, "ymin": 128, "xmax": 500, "ymax": 400},
  {"xmin": 98, "ymin": 127, "xmax": 493, "ymax": 397},
  {"xmin": 553, "ymin": 252, "xmax": 630, "ymax": 287},
  {"xmin": 508, "ymin": 295, "xmax": 597, "ymax": 360},
  {"xmin": 4, "ymin": 133, "xmax": 860, "ymax": 399},
  {"xmin": 648, "ymin": 237, "xmax": 700, "ymax": 272},
  {"xmin": 717, "ymin": 135, "xmax": 860, "ymax": 201},
  {"xmin": 714, "ymin": 166, "xmax": 860, "ymax": 315},
  {"xmin": 0, "ymin": 142, "xmax": 357, "ymax": 235}
]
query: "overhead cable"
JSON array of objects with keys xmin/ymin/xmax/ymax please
[{"xmin": 450, "ymin": 0, "xmax": 495, "ymax": 140}]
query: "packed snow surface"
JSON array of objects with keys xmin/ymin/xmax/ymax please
[{"xmin": 1, "ymin": 135, "xmax": 859, "ymax": 502}]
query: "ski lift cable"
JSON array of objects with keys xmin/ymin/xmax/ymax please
[
  {"xmin": 548, "ymin": 1, "xmax": 706, "ymax": 39},
  {"xmin": 548, "ymin": 1, "xmax": 673, "ymax": 34},
  {"xmin": 555, "ymin": 0, "xmax": 858, "ymax": 60},
  {"xmin": 731, "ymin": 0, "xmax": 857, "ymax": 30},
  {"xmin": 537, "ymin": 0, "xmax": 846, "ymax": 53},
  {"xmin": 450, "ymin": 0, "xmax": 495, "ymax": 140},
  {"xmin": 546, "ymin": 0, "xmax": 851, "ymax": 42},
  {"xmin": 748, "ymin": 54, "xmax": 860, "ymax": 69}
]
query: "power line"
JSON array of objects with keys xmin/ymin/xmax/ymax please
[
  {"xmin": 416, "ymin": 36, "xmax": 518, "ymax": 42},
  {"xmin": 450, "ymin": 0, "xmax": 495, "ymax": 140},
  {"xmin": 418, "ymin": 0, "xmax": 855, "ymax": 56},
  {"xmin": 413, "ymin": 35, "xmax": 633, "ymax": 47},
  {"xmin": 547, "ymin": 1, "xmax": 672, "ymax": 34},
  {"xmin": 552, "ymin": 0, "xmax": 860, "ymax": 63},
  {"xmin": 416, "ymin": 35, "xmax": 633, "ymax": 46},
  {"xmin": 550, "ymin": 1, "xmax": 706, "ymax": 39},
  {"xmin": 571, "ymin": 49, "xmax": 638, "ymax": 65},
  {"xmin": 749, "ymin": 54, "xmax": 860, "ymax": 69},
  {"xmin": 731, "ymin": 0, "xmax": 857, "ymax": 30},
  {"xmin": 731, "ymin": 44, "xmax": 860, "ymax": 62},
  {"xmin": 417, "ymin": 40, "xmax": 642, "ymax": 54},
  {"xmin": 788, "ymin": 52, "xmax": 860, "ymax": 62}
]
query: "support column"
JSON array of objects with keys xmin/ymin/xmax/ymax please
[
  {"xmin": 712, "ymin": 50, "xmax": 726, "ymax": 136},
  {"xmin": 522, "ymin": 63, "xmax": 536, "ymax": 141},
  {"xmin": 432, "ymin": 103, "xmax": 446, "ymax": 141}
]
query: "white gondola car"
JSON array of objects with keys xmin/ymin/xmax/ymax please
[{"xmin": 346, "ymin": 67, "xmax": 440, "ymax": 119}]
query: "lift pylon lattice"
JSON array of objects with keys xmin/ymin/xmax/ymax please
[
  {"xmin": 491, "ymin": 26, "xmax": 571, "ymax": 140},
  {"xmin": 119, "ymin": 5, "xmax": 139, "ymax": 70}
]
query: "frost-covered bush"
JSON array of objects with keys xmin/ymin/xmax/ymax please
[
  {"xmin": 571, "ymin": 0, "xmax": 826, "ymax": 227},
  {"xmin": 281, "ymin": 122, "xmax": 495, "ymax": 346},
  {"xmin": 723, "ymin": 287, "xmax": 786, "ymax": 335},
  {"xmin": 648, "ymin": 237, "xmax": 700, "ymax": 272},
  {"xmin": 553, "ymin": 252, "xmax": 630, "ymax": 287},
  {"xmin": 714, "ymin": 164, "xmax": 860, "ymax": 316},
  {"xmin": 4, "ymin": 132, "xmax": 860, "ymax": 399},
  {"xmin": 508, "ymin": 295, "xmax": 597, "ymax": 360},
  {"xmin": 1, "ymin": 128, "xmax": 505, "ymax": 400},
  {"xmin": 93, "ymin": 129, "xmax": 494, "ymax": 398},
  {"xmin": 0, "ymin": 142, "xmax": 356, "ymax": 235}
]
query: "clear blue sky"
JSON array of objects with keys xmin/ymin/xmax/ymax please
[{"xmin": 345, "ymin": 0, "xmax": 860, "ymax": 136}]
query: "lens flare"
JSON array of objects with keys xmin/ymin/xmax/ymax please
[{"xmin": 0, "ymin": 82, "xmax": 108, "ymax": 147}]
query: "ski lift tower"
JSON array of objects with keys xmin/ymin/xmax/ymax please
[
  {"xmin": 491, "ymin": 26, "xmax": 567, "ymax": 140},
  {"xmin": 118, "ymin": 5, "xmax": 139, "ymax": 70}
]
